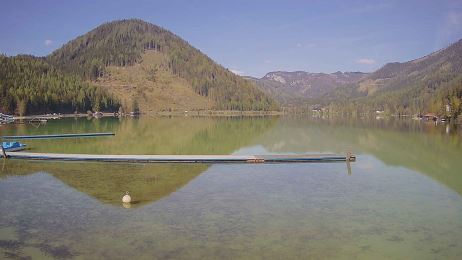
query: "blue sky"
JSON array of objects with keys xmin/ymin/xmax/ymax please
[{"xmin": 1, "ymin": 0, "xmax": 462, "ymax": 77}]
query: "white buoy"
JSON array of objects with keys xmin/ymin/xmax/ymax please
[{"xmin": 122, "ymin": 191, "xmax": 131, "ymax": 203}]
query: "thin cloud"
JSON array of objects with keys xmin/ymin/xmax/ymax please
[
  {"xmin": 264, "ymin": 60, "xmax": 272, "ymax": 64},
  {"xmin": 356, "ymin": 58, "xmax": 376, "ymax": 65},
  {"xmin": 296, "ymin": 43, "xmax": 317, "ymax": 48},
  {"xmin": 230, "ymin": 69, "xmax": 244, "ymax": 75},
  {"xmin": 44, "ymin": 39, "xmax": 53, "ymax": 46},
  {"xmin": 351, "ymin": 2, "xmax": 390, "ymax": 14},
  {"xmin": 448, "ymin": 11, "xmax": 462, "ymax": 25},
  {"xmin": 435, "ymin": 9, "xmax": 462, "ymax": 49}
]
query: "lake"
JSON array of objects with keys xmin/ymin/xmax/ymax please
[{"xmin": 1, "ymin": 116, "xmax": 462, "ymax": 259}]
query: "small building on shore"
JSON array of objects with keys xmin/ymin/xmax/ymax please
[
  {"xmin": 446, "ymin": 104, "xmax": 451, "ymax": 113},
  {"xmin": 423, "ymin": 113, "xmax": 438, "ymax": 121}
]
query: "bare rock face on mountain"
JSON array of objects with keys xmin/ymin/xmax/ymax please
[{"xmin": 248, "ymin": 71, "xmax": 367, "ymax": 105}]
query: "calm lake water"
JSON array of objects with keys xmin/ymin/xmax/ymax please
[{"xmin": 1, "ymin": 116, "xmax": 462, "ymax": 259}]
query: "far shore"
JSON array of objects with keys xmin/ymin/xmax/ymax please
[{"xmin": 10, "ymin": 110, "xmax": 284, "ymax": 120}]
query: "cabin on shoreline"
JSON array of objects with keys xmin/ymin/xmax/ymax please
[{"xmin": 423, "ymin": 113, "xmax": 438, "ymax": 121}]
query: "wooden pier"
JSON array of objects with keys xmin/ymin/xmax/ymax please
[
  {"xmin": 3, "ymin": 152, "xmax": 356, "ymax": 164},
  {"xmin": 0, "ymin": 113, "xmax": 14, "ymax": 124},
  {"xmin": 1, "ymin": 133, "xmax": 115, "ymax": 140}
]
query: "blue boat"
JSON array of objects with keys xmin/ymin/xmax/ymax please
[{"xmin": 1, "ymin": 141, "xmax": 27, "ymax": 152}]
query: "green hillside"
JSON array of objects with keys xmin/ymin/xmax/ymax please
[
  {"xmin": 48, "ymin": 19, "xmax": 278, "ymax": 111},
  {"xmin": 0, "ymin": 55, "xmax": 119, "ymax": 115},
  {"xmin": 323, "ymin": 39, "xmax": 462, "ymax": 119}
]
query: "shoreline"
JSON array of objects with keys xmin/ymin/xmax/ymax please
[{"xmin": 10, "ymin": 110, "xmax": 284, "ymax": 120}]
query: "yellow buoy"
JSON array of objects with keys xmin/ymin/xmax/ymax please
[{"xmin": 122, "ymin": 191, "xmax": 131, "ymax": 203}]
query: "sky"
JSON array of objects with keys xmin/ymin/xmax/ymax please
[{"xmin": 1, "ymin": 0, "xmax": 462, "ymax": 77}]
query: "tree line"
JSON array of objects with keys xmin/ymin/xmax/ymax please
[
  {"xmin": 0, "ymin": 55, "xmax": 119, "ymax": 115},
  {"xmin": 323, "ymin": 75, "xmax": 462, "ymax": 121}
]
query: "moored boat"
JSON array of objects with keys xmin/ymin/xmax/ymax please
[{"xmin": 1, "ymin": 141, "xmax": 27, "ymax": 152}]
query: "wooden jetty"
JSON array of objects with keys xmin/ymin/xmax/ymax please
[
  {"xmin": 1, "ymin": 133, "xmax": 115, "ymax": 140},
  {"xmin": 0, "ymin": 113, "xmax": 14, "ymax": 124},
  {"xmin": 3, "ymin": 152, "xmax": 355, "ymax": 163}
]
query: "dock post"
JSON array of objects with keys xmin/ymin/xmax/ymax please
[
  {"xmin": 346, "ymin": 151, "xmax": 352, "ymax": 175},
  {"xmin": 1, "ymin": 143, "xmax": 7, "ymax": 159}
]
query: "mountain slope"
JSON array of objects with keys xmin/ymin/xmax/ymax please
[
  {"xmin": 48, "ymin": 19, "xmax": 278, "ymax": 111},
  {"xmin": 324, "ymin": 39, "xmax": 462, "ymax": 117},
  {"xmin": 249, "ymin": 71, "xmax": 367, "ymax": 105},
  {"xmin": 94, "ymin": 50, "xmax": 212, "ymax": 112}
]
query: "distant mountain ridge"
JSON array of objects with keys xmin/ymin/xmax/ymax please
[
  {"xmin": 340, "ymin": 39, "xmax": 462, "ymax": 98},
  {"xmin": 249, "ymin": 71, "xmax": 367, "ymax": 105},
  {"xmin": 321, "ymin": 39, "xmax": 462, "ymax": 118},
  {"xmin": 252, "ymin": 38, "xmax": 462, "ymax": 119}
]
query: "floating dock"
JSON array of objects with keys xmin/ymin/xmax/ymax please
[
  {"xmin": 3, "ymin": 152, "xmax": 355, "ymax": 163},
  {"xmin": 0, "ymin": 113, "xmax": 14, "ymax": 124},
  {"xmin": 1, "ymin": 133, "xmax": 115, "ymax": 140}
]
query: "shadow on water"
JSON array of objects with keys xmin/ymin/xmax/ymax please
[
  {"xmin": 0, "ymin": 116, "xmax": 278, "ymax": 207},
  {"xmin": 259, "ymin": 116, "xmax": 462, "ymax": 195},
  {"xmin": 0, "ymin": 161, "xmax": 208, "ymax": 208},
  {"xmin": 2, "ymin": 116, "xmax": 462, "ymax": 197},
  {"xmin": 1, "ymin": 116, "xmax": 278, "ymax": 154},
  {"xmin": 2, "ymin": 116, "xmax": 462, "ymax": 259}
]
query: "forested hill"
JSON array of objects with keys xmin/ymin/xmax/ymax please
[
  {"xmin": 322, "ymin": 39, "xmax": 462, "ymax": 118},
  {"xmin": 274, "ymin": 40, "xmax": 462, "ymax": 121},
  {"xmin": 47, "ymin": 19, "xmax": 278, "ymax": 111},
  {"xmin": 341, "ymin": 38, "xmax": 462, "ymax": 98},
  {"xmin": 0, "ymin": 55, "xmax": 119, "ymax": 115}
]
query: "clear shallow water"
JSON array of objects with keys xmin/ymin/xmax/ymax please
[{"xmin": 1, "ymin": 116, "xmax": 462, "ymax": 259}]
